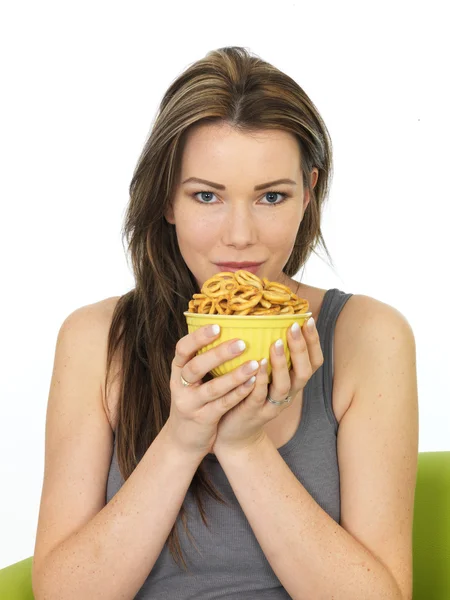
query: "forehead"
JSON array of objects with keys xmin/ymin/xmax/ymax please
[{"xmin": 180, "ymin": 122, "xmax": 301, "ymax": 176}]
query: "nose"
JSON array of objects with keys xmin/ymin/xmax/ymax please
[{"xmin": 221, "ymin": 203, "xmax": 258, "ymax": 247}]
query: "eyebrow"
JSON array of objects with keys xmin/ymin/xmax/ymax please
[{"xmin": 181, "ymin": 177, "xmax": 297, "ymax": 191}]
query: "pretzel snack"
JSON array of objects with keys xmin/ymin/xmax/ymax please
[{"xmin": 187, "ymin": 270, "xmax": 309, "ymax": 316}]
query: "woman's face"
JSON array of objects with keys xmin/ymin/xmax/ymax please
[{"xmin": 165, "ymin": 122, "xmax": 318, "ymax": 290}]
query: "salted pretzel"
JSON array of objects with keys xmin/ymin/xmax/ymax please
[
  {"xmin": 187, "ymin": 270, "xmax": 309, "ymax": 316},
  {"xmin": 200, "ymin": 272, "xmax": 240, "ymax": 298},
  {"xmin": 234, "ymin": 270, "xmax": 263, "ymax": 290}
]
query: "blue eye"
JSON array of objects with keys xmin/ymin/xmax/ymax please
[
  {"xmin": 192, "ymin": 190, "xmax": 289, "ymax": 206},
  {"xmin": 262, "ymin": 191, "xmax": 288, "ymax": 206},
  {"xmin": 193, "ymin": 191, "xmax": 216, "ymax": 204}
]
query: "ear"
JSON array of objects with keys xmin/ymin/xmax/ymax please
[
  {"xmin": 164, "ymin": 203, "xmax": 175, "ymax": 225},
  {"xmin": 303, "ymin": 168, "xmax": 319, "ymax": 210}
]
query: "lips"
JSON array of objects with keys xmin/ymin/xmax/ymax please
[
  {"xmin": 214, "ymin": 262, "xmax": 264, "ymax": 274},
  {"xmin": 215, "ymin": 262, "xmax": 263, "ymax": 268}
]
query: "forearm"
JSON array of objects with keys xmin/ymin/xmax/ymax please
[
  {"xmin": 33, "ymin": 425, "xmax": 203, "ymax": 600},
  {"xmin": 215, "ymin": 435, "xmax": 403, "ymax": 600}
]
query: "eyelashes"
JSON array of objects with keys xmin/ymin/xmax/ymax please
[{"xmin": 191, "ymin": 190, "xmax": 289, "ymax": 207}]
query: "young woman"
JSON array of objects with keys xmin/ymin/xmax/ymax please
[{"xmin": 32, "ymin": 46, "xmax": 418, "ymax": 600}]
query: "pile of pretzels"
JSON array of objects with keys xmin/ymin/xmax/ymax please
[{"xmin": 187, "ymin": 270, "xmax": 309, "ymax": 316}]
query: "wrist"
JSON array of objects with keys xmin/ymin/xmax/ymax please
[
  {"xmin": 158, "ymin": 423, "xmax": 209, "ymax": 465},
  {"xmin": 214, "ymin": 431, "xmax": 270, "ymax": 462}
]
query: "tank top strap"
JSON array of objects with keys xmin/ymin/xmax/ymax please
[{"xmin": 310, "ymin": 288, "xmax": 354, "ymax": 433}]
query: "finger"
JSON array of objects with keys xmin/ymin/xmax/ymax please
[
  {"xmin": 249, "ymin": 357, "xmax": 270, "ymax": 405},
  {"xmin": 197, "ymin": 358, "xmax": 260, "ymax": 409},
  {"xmin": 267, "ymin": 338, "xmax": 292, "ymax": 403},
  {"xmin": 210, "ymin": 371, "xmax": 258, "ymax": 418},
  {"xmin": 299, "ymin": 318, "xmax": 324, "ymax": 370},
  {"xmin": 287, "ymin": 318, "xmax": 323, "ymax": 375},
  {"xmin": 176, "ymin": 335, "xmax": 253, "ymax": 387},
  {"xmin": 231, "ymin": 355, "xmax": 269, "ymax": 407},
  {"xmin": 285, "ymin": 322, "xmax": 313, "ymax": 388},
  {"xmin": 172, "ymin": 324, "xmax": 221, "ymax": 372},
  {"xmin": 172, "ymin": 326, "xmax": 261, "ymax": 410},
  {"xmin": 172, "ymin": 324, "xmax": 245, "ymax": 383}
]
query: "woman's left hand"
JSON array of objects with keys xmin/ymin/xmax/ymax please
[{"xmin": 212, "ymin": 317, "xmax": 324, "ymax": 455}]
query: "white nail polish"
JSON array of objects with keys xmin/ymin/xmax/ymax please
[{"xmin": 275, "ymin": 339, "xmax": 284, "ymax": 355}]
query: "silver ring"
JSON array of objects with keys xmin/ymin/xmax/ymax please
[
  {"xmin": 180, "ymin": 373, "xmax": 194, "ymax": 387},
  {"xmin": 266, "ymin": 392, "xmax": 293, "ymax": 406}
]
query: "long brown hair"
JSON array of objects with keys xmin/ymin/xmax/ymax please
[{"xmin": 105, "ymin": 46, "xmax": 335, "ymax": 571}]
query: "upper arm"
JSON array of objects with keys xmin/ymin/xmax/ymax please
[
  {"xmin": 337, "ymin": 295, "xmax": 419, "ymax": 600},
  {"xmin": 32, "ymin": 302, "xmax": 114, "ymax": 579}
]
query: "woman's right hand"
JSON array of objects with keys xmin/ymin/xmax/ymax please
[{"xmin": 163, "ymin": 324, "xmax": 261, "ymax": 458}]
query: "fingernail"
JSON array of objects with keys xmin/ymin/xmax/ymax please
[
  {"xmin": 290, "ymin": 322, "xmax": 300, "ymax": 339},
  {"xmin": 244, "ymin": 360, "xmax": 259, "ymax": 374},
  {"xmin": 231, "ymin": 339, "xmax": 246, "ymax": 353},
  {"xmin": 306, "ymin": 317, "xmax": 315, "ymax": 332},
  {"xmin": 244, "ymin": 375, "xmax": 256, "ymax": 386},
  {"xmin": 260, "ymin": 358, "xmax": 268, "ymax": 372},
  {"xmin": 207, "ymin": 324, "xmax": 220, "ymax": 337},
  {"xmin": 275, "ymin": 339, "xmax": 284, "ymax": 355}
]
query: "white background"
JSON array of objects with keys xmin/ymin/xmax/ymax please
[{"xmin": 1, "ymin": 0, "xmax": 448, "ymax": 570}]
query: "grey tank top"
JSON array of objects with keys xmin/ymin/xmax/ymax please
[{"xmin": 106, "ymin": 288, "xmax": 353, "ymax": 599}]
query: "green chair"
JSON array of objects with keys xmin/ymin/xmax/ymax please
[
  {"xmin": 0, "ymin": 556, "xmax": 33, "ymax": 600},
  {"xmin": 1, "ymin": 451, "xmax": 449, "ymax": 599},
  {"xmin": 412, "ymin": 451, "xmax": 450, "ymax": 598}
]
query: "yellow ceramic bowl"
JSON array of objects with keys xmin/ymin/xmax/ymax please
[{"xmin": 184, "ymin": 311, "xmax": 313, "ymax": 384}]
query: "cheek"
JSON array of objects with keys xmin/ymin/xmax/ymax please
[
  {"xmin": 176, "ymin": 212, "xmax": 217, "ymax": 249},
  {"xmin": 262, "ymin": 216, "xmax": 299, "ymax": 247}
]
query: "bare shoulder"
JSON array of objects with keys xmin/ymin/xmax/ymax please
[
  {"xmin": 300, "ymin": 282, "xmax": 411, "ymax": 337},
  {"xmin": 342, "ymin": 292, "xmax": 414, "ymax": 340},
  {"xmin": 63, "ymin": 295, "xmax": 121, "ymax": 327},
  {"xmin": 93, "ymin": 296, "xmax": 122, "ymax": 426},
  {"xmin": 299, "ymin": 285, "xmax": 414, "ymax": 421},
  {"xmin": 337, "ymin": 292, "xmax": 415, "ymax": 403},
  {"xmin": 98, "ymin": 295, "xmax": 122, "ymax": 320},
  {"xmin": 64, "ymin": 296, "xmax": 122, "ymax": 430},
  {"xmin": 64, "ymin": 295, "xmax": 122, "ymax": 358},
  {"xmin": 58, "ymin": 296, "xmax": 121, "ymax": 374}
]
